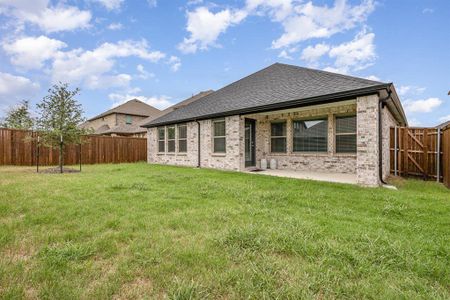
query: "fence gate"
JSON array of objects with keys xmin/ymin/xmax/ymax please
[{"xmin": 390, "ymin": 127, "xmax": 444, "ymax": 182}]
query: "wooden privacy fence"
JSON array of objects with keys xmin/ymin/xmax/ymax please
[
  {"xmin": 390, "ymin": 125, "xmax": 450, "ymax": 187},
  {"xmin": 0, "ymin": 128, "xmax": 147, "ymax": 166}
]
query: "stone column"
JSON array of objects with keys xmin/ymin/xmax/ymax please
[{"xmin": 356, "ymin": 94, "xmax": 380, "ymax": 186}]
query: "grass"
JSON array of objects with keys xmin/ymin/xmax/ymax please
[{"xmin": 0, "ymin": 163, "xmax": 448, "ymax": 299}]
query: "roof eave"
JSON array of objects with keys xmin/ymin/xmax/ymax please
[{"xmin": 143, "ymin": 84, "xmax": 390, "ymax": 128}]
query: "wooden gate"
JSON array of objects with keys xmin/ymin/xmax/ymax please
[{"xmin": 390, "ymin": 126, "xmax": 449, "ymax": 185}]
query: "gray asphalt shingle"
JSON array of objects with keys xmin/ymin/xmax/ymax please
[{"xmin": 143, "ymin": 63, "xmax": 387, "ymax": 127}]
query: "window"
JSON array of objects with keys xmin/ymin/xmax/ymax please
[
  {"xmin": 271, "ymin": 121, "xmax": 286, "ymax": 153},
  {"xmin": 126, "ymin": 115, "xmax": 132, "ymax": 124},
  {"xmin": 335, "ymin": 115, "xmax": 357, "ymax": 153},
  {"xmin": 158, "ymin": 127, "xmax": 165, "ymax": 152},
  {"xmin": 293, "ymin": 118, "xmax": 328, "ymax": 152},
  {"xmin": 167, "ymin": 126, "xmax": 175, "ymax": 152},
  {"xmin": 213, "ymin": 119, "xmax": 226, "ymax": 153},
  {"xmin": 178, "ymin": 124, "xmax": 187, "ymax": 153}
]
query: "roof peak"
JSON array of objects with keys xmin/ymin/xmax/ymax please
[{"xmin": 271, "ymin": 62, "xmax": 385, "ymax": 85}]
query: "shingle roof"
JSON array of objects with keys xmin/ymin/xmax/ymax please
[
  {"xmin": 137, "ymin": 91, "xmax": 213, "ymax": 128},
  {"xmin": 161, "ymin": 90, "xmax": 214, "ymax": 114},
  {"xmin": 88, "ymin": 99, "xmax": 161, "ymax": 121},
  {"xmin": 143, "ymin": 63, "xmax": 389, "ymax": 127}
]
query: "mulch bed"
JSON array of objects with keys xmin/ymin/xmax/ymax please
[{"xmin": 39, "ymin": 167, "xmax": 81, "ymax": 174}]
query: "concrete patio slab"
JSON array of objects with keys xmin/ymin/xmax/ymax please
[{"xmin": 246, "ymin": 169, "xmax": 357, "ymax": 185}]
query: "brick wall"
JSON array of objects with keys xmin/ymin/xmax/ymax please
[
  {"xmin": 147, "ymin": 115, "xmax": 243, "ymax": 171},
  {"xmin": 382, "ymin": 106, "xmax": 398, "ymax": 179},
  {"xmin": 244, "ymin": 102, "xmax": 357, "ymax": 173},
  {"xmin": 356, "ymin": 94, "xmax": 380, "ymax": 186},
  {"xmin": 147, "ymin": 98, "xmax": 399, "ymax": 187}
]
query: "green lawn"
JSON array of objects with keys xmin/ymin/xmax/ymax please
[{"xmin": 0, "ymin": 163, "xmax": 449, "ymax": 299}]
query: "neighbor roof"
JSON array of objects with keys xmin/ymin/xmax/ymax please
[
  {"xmin": 161, "ymin": 90, "xmax": 214, "ymax": 115},
  {"xmin": 137, "ymin": 90, "xmax": 213, "ymax": 129},
  {"xmin": 88, "ymin": 99, "xmax": 161, "ymax": 121},
  {"xmin": 143, "ymin": 63, "xmax": 394, "ymax": 127}
]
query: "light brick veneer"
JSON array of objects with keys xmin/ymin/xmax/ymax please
[
  {"xmin": 147, "ymin": 97, "xmax": 399, "ymax": 187},
  {"xmin": 356, "ymin": 94, "xmax": 380, "ymax": 186},
  {"xmin": 147, "ymin": 115, "xmax": 243, "ymax": 171},
  {"xmin": 244, "ymin": 102, "xmax": 357, "ymax": 174}
]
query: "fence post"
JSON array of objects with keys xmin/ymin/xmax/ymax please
[
  {"xmin": 424, "ymin": 128, "xmax": 428, "ymax": 179},
  {"xmin": 394, "ymin": 126, "xmax": 398, "ymax": 176},
  {"xmin": 437, "ymin": 127, "xmax": 441, "ymax": 182}
]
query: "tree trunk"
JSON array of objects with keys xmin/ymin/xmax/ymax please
[{"xmin": 59, "ymin": 143, "xmax": 63, "ymax": 174}]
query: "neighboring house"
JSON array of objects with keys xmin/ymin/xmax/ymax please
[
  {"xmin": 437, "ymin": 120, "xmax": 450, "ymax": 129},
  {"xmin": 82, "ymin": 99, "xmax": 162, "ymax": 137},
  {"xmin": 142, "ymin": 63, "xmax": 407, "ymax": 187}
]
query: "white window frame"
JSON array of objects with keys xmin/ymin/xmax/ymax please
[
  {"xmin": 212, "ymin": 118, "xmax": 226, "ymax": 153},
  {"xmin": 335, "ymin": 115, "xmax": 357, "ymax": 154},
  {"xmin": 157, "ymin": 127, "xmax": 165, "ymax": 153},
  {"xmin": 167, "ymin": 125, "xmax": 176, "ymax": 153},
  {"xmin": 177, "ymin": 124, "xmax": 187, "ymax": 153},
  {"xmin": 270, "ymin": 121, "xmax": 287, "ymax": 153}
]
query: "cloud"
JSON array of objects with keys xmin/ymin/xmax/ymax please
[
  {"xmin": 246, "ymin": 0, "xmax": 293, "ymax": 21},
  {"xmin": 326, "ymin": 30, "xmax": 376, "ymax": 74},
  {"xmin": 179, "ymin": 0, "xmax": 375, "ymax": 57},
  {"xmin": 422, "ymin": 8, "xmax": 434, "ymax": 14},
  {"xmin": 272, "ymin": 0, "xmax": 375, "ymax": 49},
  {"xmin": 178, "ymin": 7, "xmax": 247, "ymax": 53},
  {"xmin": 278, "ymin": 50, "xmax": 293, "ymax": 59},
  {"xmin": 107, "ymin": 22, "xmax": 123, "ymax": 30},
  {"xmin": 136, "ymin": 64, "xmax": 155, "ymax": 79},
  {"xmin": 85, "ymin": 74, "xmax": 132, "ymax": 89},
  {"xmin": 365, "ymin": 75, "xmax": 380, "ymax": 81},
  {"xmin": 300, "ymin": 43, "xmax": 330, "ymax": 63},
  {"xmin": 397, "ymin": 85, "xmax": 426, "ymax": 96},
  {"xmin": 0, "ymin": 1, "xmax": 92, "ymax": 33},
  {"xmin": 408, "ymin": 118, "xmax": 422, "ymax": 127},
  {"xmin": 0, "ymin": 72, "xmax": 40, "ymax": 109},
  {"xmin": 168, "ymin": 56, "xmax": 181, "ymax": 72},
  {"xmin": 404, "ymin": 98, "xmax": 442, "ymax": 113},
  {"xmin": 2, "ymin": 35, "xmax": 67, "ymax": 69},
  {"xmin": 108, "ymin": 93, "xmax": 173, "ymax": 109},
  {"xmin": 297, "ymin": 29, "xmax": 375, "ymax": 74},
  {"xmin": 147, "ymin": 0, "xmax": 157, "ymax": 8},
  {"xmin": 51, "ymin": 40, "xmax": 166, "ymax": 89},
  {"xmin": 439, "ymin": 114, "xmax": 450, "ymax": 123},
  {"xmin": 93, "ymin": 0, "xmax": 124, "ymax": 11}
]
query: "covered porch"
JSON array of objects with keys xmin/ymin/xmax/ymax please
[{"xmin": 241, "ymin": 100, "xmax": 358, "ymax": 179}]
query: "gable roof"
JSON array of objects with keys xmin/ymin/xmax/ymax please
[
  {"xmin": 143, "ymin": 63, "xmax": 393, "ymax": 127},
  {"xmin": 160, "ymin": 90, "xmax": 214, "ymax": 115},
  {"xmin": 137, "ymin": 90, "xmax": 213, "ymax": 129},
  {"xmin": 437, "ymin": 120, "xmax": 450, "ymax": 129},
  {"xmin": 88, "ymin": 99, "xmax": 161, "ymax": 121}
]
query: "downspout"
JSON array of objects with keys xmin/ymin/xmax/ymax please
[
  {"xmin": 195, "ymin": 120, "xmax": 201, "ymax": 168},
  {"xmin": 378, "ymin": 88, "xmax": 392, "ymax": 185}
]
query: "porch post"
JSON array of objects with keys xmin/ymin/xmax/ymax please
[{"xmin": 356, "ymin": 94, "xmax": 380, "ymax": 186}]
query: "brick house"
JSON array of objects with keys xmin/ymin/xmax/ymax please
[
  {"xmin": 82, "ymin": 99, "xmax": 162, "ymax": 137},
  {"xmin": 142, "ymin": 63, "xmax": 407, "ymax": 186}
]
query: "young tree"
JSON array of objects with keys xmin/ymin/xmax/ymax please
[
  {"xmin": 36, "ymin": 83, "xmax": 87, "ymax": 173},
  {"xmin": 1, "ymin": 100, "xmax": 34, "ymax": 129}
]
